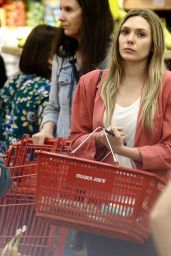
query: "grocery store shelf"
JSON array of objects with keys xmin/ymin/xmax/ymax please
[
  {"xmin": 124, "ymin": 0, "xmax": 171, "ymax": 10},
  {"xmin": 1, "ymin": 45, "xmax": 22, "ymax": 56},
  {"xmin": 164, "ymin": 50, "xmax": 171, "ymax": 59}
]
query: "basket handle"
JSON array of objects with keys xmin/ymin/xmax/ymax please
[
  {"xmin": 21, "ymin": 134, "xmax": 60, "ymax": 145},
  {"xmin": 71, "ymin": 127, "xmax": 117, "ymax": 163}
]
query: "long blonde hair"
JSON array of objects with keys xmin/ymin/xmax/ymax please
[{"xmin": 101, "ymin": 9, "xmax": 166, "ymax": 133}]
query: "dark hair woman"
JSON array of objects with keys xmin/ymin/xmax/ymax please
[
  {"xmin": 54, "ymin": 0, "xmax": 114, "ymax": 74},
  {"xmin": 20, "ymin": 24, "xmax": 59, "ymax": 79},
  {"xmin": 0, "ymin": 24, "xmax": 59, "ymax": 154},
  {"xmin": 32, "ymin": 1, "xmax": 114, "ymax": 254},
  {"xmin": 33, "ymin": 0, "xmax": 114, "ymax": 143}
]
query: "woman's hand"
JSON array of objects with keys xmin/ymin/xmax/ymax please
[
  {"xmin": 96, "ymin": 125, "xmax": 127, "ymax": 153},
  {"xmin": 96, "ymin": 126, "xmax": 142, "ymax": 163},
  {"xmin": 32, "ymin": 122, "xmax": 55, "ymax": 144},
  {"xmin": 107, "ymin": 125, "xmax": 127, "ymax": 147}
]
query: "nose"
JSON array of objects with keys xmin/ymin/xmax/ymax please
[
  {"xmin": 126, "ymin": 32, "xmax": 135, "ymax": 44},
  {"xmin": 59, "ymin": 10, "xmax": 66, "ymax": 22}
]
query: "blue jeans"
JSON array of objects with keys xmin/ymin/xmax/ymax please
[{"xmin": 83, "ymin": 232, "xmax": 157, "ymax": 256}]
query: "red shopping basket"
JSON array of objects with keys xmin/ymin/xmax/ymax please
[
  {"xmin": 35, "ymin": 150, "xmax": 165, "ymax": 243},
  {"xmin": 0, "ymin": 195, "xmax": 67, "ymax": 256},
  {"xmin": 4, "ymin": 134, "xmax": 71, "ymax": 195},
  {"xmin": 0, "ymin": 135, "xmax": 71, "ymax": 256},
  {"xmin": 5, "ymin": 134, "xmax": 71, "ymax": 169}
]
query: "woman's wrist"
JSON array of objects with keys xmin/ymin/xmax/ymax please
[
  {"xmin": 96, "ymin": 132, "xmax": 106, "ymax": 149},
  {"xmin": 113, "ymin": 144, "xmax": 127, "ymax": 155},
  {"xmin": 42, "ymin": 122, "xmax": 55, "ymax": 134},
  {"xmin": 114, "ymin": 145, "xmax": 142, "ymax": 162}
]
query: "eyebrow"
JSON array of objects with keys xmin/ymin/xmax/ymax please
[{"xmin": 121, "ymin": 26, "xmax": 149, "ymax": 32}]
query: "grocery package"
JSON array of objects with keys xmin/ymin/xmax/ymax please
[
  {"xmin": 26, "ymin": 1, "xmax": 44, "ymax": 27},
  {"xmin": 44, "ymin": 0, "xmax": 60, "ymax": 26},
  {"xmin": 4, "ymin": 0, "xmax": 26, "ymax": 27}
]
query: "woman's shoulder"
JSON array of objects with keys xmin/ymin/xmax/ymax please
[
  {"xmin": 81, "ymin": 69, "xmax": 109, "ymax": 83},
  {"xmin": 14, "ymin": 74, "xmax": 50, "ymax": 93},
  {"xmin": 161, "ymin": 70, "xmax": 171, "ymax": 99},
  {"xmin": 0, "ymin": 73, "xmax": 21, "ymax": 100},
  {"xmin": 76, "ymin": 69, "xmax": 109, "ymax": 98},
  {"xmin": 163, "ymin": 70, "xmax": 171, "ymax": 80},
  {"xmin": 24, "ymin": 75, "xmax": 50, "ymax": 95},
  {"xmin": 162, "ymin": 70, "xmax": 171, "ymax": 89},
  {"xmin": 56, "ymin": 55, "xmax": 73, "ymax": 66},
  {"xmin": 6, "ymin": 73, "xmax": 21, "ymax": 84},
  {"xmin": 31, "ymin": 75, "xmax": 50, "ymax": 83}
]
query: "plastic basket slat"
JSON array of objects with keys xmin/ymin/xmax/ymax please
[
  {"xmin": 0, "ymin": 195, "xmax": 60, "ymax": 255},
  {"xmin": 0, "ymin": 135, "xmax": 71, "ymax": 255},
  {"xmin": 4, "ymin": 135, "xmax": 71, "ymax": 195},
  {"xmin": 35, "ymin": 151, "xmax": 163, "ymax": 243}
]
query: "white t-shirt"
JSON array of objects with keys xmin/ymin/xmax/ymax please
[{"xmin": 111, "ymin": 98, "xmax": 140, "ymax": 168}]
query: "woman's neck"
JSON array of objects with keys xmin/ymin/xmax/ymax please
[
  {"xmin": 124, "ymin": 61, "xmax": 147, "ymax": 81},
  {"xmin": 115, "ymin": 61, "xmax": 148, "ymax": 107}
]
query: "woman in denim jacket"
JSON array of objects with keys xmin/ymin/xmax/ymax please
[{"xmin": 32, "ymin": 0, "xmax": 114, "ymax": 143}]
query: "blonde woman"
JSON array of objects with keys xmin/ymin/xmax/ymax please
[{"xmin": 70, "ymin": 8, "xmax": 171, "ymax": 256}]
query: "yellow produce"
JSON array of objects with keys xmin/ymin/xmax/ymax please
[
  {"xmin": 18, "ymin": 36, "xmax": 27, "ymax": 48},
  {"xmin": 0, "ymin": 8, "xmax": 6, "ymax": 26},
  {"xmin": 109, "ymin": 0, "xmax": 126, "ymax": 20},
  {"xmin": 161, "ymin": 19, "xmax": 171, "ymax": 50}
]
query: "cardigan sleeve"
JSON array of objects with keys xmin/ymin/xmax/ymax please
[
  {"xmin": 138, "ymin": 75, "xmax": 171, "ymax": 170},
  {"xmin": 70, "ymin": 70, "xmax": 107, "ymax": 160}
]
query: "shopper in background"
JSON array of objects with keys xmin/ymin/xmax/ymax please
[
  {"xmin": 150, "ymin": 181, "xmax": 171, "ymax": 256},
  {"xmin": 32, "ymin": 1, "xmax": 114, "ymax": 254},
  {"xmin": 70, "ymin": 8, "xmax": 171, "ymax": 256},
  {"xmin": 0, "ymin": 24, "xmax": 58, "ymax": 154},
  {"xmin": 0, "ymin": 54, "xmax": 7, "ymax": 89},
  {"xmin": 32, "ymin": 0, "xmax": 114, "ymax": 144}
]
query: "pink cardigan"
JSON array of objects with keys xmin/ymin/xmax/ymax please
[{"xmin": 70, "ymin": 69, "xmax": 171, "ymax": 179}]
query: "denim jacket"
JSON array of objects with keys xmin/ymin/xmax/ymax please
[{"xmin": 41, "ymin": 55, "xmax": 108, "ymax": 138}]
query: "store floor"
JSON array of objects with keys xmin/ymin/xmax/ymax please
[
  {"xmin": 64, "ymin": 247, "xmax": 87, "ymax": 256},
  {"xmin": 62, "ymin": 234, "xmax": 87, "ymax": 256},
  {"xmin": 53, "ymin": 229, "xmax": 87, "ymax": 256}
]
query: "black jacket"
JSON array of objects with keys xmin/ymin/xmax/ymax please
[{"xmin": 0, "ymin": 55, "xmax": 7, "ymax": 89}]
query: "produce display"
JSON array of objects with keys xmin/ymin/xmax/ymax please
[
  {"xmin": 5, "ymin": 0, "xmax": 26, "ymax": 26},
  {"xmin": 26, "ymin": 1, "xmax": 44, "ymax": 27},
  {"xmin": 161, "ymin": 18, "xmax": 171, "ymax": 49},
  {"xmin": 0, "ymin": 0, "xmax": 60, "ymax": 27},
  {"xmin": 0, "ymin": 0, "xmax": 171, "ymax": 51},
  {"xmin": 44, "ymin": 0, "xmax": 60, "ymax": 26}
]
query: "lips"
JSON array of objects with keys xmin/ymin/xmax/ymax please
[
  {"xmin": 62, "ymin": 24, "xmax": 69, "ymax": 29},
  {"xmin": 123, "ymin": 48, "xmax": 134, "ymax": 52}
]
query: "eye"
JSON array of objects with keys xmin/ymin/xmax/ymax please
[
  {"xmin": 59, "ymin": 5, "xmax": 72, "ymax": 12},
  {"xmin": 137, "ymin": 32, "xmax": 145, "ymax": 38},
  {"xmin": 64, "ymin": 6, "xmax": 72, "ymax": 12},
  {"xmin": 120, "ymin": 28, "xmax": 129, "ymax": 35}
]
